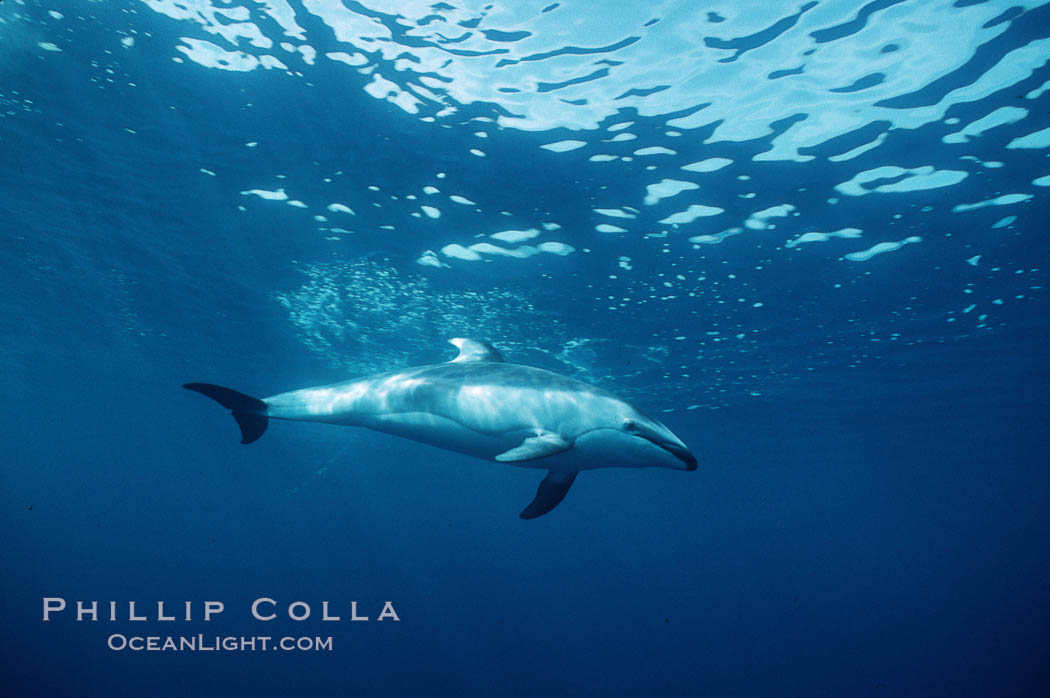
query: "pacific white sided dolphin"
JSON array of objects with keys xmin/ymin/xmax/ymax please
[{"xmin": 184, "ymin": 338, "xmax": 697, "ymax": 519}]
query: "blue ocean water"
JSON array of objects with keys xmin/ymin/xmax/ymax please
[{"xmin": 3, "ymin": 0, "xmax": 1050, "ymax": 694}]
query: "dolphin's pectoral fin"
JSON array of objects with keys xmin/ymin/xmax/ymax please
[
  {"xmin": 520, "ymin": 470, "xmax": 578, "ymax": 519},
  {"xmin": 495, "ymin": 432, "xmax": 571, "ymax": 462},
  {"xmin": 449, "ymin": 338, "xmax": 504, "ymax": 363}
]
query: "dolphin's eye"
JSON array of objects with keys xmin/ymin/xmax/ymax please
[{"xmin": 624, "ymin": 419, "xmax": 638, "ymax": 432}]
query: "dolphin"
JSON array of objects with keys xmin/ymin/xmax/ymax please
[{"xmin": 184, "ymin": 338, "xmax": 696, "ymax": 519}]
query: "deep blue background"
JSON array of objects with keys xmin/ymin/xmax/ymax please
[{"xmin": 2, "ymin": 1, "xmax": 1049, "ymax": 695}]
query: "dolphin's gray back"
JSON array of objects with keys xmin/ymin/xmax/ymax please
[
  {"xmin": 358, "ymin": 362, "xmax": 616, "ymax": 419},
  {"xmin": 264, "ymin": 361, "xmax": 628, "ymax": 440}
]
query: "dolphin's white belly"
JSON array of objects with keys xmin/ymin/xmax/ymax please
[
  {"xmin": 347, "ymin": 412, "xmax": 639, "ymax": 473},
  {"xmin": 343, "ymin": 410, "xmax": 527, "ymax": 462}
]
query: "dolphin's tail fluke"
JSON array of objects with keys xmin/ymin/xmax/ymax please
[{"xmin": 183, "ymin": 383, "xmax": 269, "ymax": 444}]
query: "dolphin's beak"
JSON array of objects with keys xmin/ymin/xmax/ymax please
[
  {"xmin": 662, "ymin": 441, "xmax": 698, "ymax": 471},
  {"xmin": 639, "ymin": 435, "xmax": 697, "ymax": 471}
]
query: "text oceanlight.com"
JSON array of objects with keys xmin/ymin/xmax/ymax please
[{"xmin": 107, "ymin": 634, "xmax": 333, "ymax": 652}]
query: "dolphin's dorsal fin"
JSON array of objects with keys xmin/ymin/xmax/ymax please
[
  {"xmin": 520, "ymin": 470, "xmax": 578, "ymax": 519},
  {"xmin": 449, "ymin": 338, "xmax": 503, "ymax": 363},
  {"xmin": 495, "ymin": 432, "xmax": 571, "ymax": 462}
]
